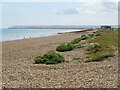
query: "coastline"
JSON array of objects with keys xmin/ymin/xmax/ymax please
[
  {"xmin": 2, "ymin": 28, "xmax": 93, "ymax": 42},
  {"xmin": 2, "ymin": 29, "xmax": 118, "ymax": 88}
]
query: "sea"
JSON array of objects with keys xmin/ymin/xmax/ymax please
[{"xmin": 0, "ymin": 25, "xmax": 118, "ymax": 42}]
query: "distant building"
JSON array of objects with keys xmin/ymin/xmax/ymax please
[{"xmin": 101, "ymin": 26, "xmax": 111, "ymax": 29}]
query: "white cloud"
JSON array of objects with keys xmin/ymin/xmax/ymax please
[
  {"xmin": 53, "ymin": 8, "xmax": 80, "ymax": 15},
  {"xmin": 82, "ymin": 1, "xmax": 118, "ymax": 13},
  {"xmin": 53, "ymin": 1, "xmax": 118, "ymax": 15},
  {"xmin": 53, "ymin": 8, "xmax": 95, "ymax": 15}
]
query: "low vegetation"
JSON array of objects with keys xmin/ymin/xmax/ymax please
[
  {"xmin": 76, "ymin": 45, "xmax": 85, "ymax": 48},
  {"xmin": 56, "ymin": 31, "xmax": 100, "ymax": 52},
  {"xmin": 85, "ymin": 29, "xmax": 118, "ymax": 62},
  {"xmin": 93, "ymin": 31, "xmax": 101, "ymax": 36},
  {"xmin": 70, "ymin": 38, "xmax": 81, "ymax": 44},
  {"xmin": 85, "ymin": 54, "xmax": 115, "ymax": 62},
  {"xmin": 85, "ymin": 43, "xmax": 100, "ymax": 53},
  {"xmin": 86, "ymin": 43, "xmax": 100, "ymax": 50},
  {"xmin": 34, "ymin": 50, "xmax": 65, "ymax": 64},
  {"xmin": 34, "ymin": 29, "xmax": 118, "ymax": 64},
  {"xmin": 56, "ymin": 42, "xmax": 75, "ymax": 52},
  {"xmin": 80, "ymin": 34, "xmax": 90, "ymax": 40}
]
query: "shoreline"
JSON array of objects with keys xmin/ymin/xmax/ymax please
[{"xmin": 2, "ymin": 28, "xmax": 95, "ymax": 42}]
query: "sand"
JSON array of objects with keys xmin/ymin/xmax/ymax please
[{"xmin": 2, "ymin": 29, "xmax": 118, "ymax": 88}]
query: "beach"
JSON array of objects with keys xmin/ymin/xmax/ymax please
[{"xmin": 2, "ymin": 29, "xmax": 118, "ymax": 88}]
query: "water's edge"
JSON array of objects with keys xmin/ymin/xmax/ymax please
[{"xmin": 1, "ymin": 29, "xmax": 86, "ymax": 42}]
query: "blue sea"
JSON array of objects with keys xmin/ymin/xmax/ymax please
[
  {"xmin": 1, "ymin": 29, "xmax": 84, "ymax": 42},
  {"xmin": 1, "ymin": 25, "xmax": 118, "ymax": 42}
]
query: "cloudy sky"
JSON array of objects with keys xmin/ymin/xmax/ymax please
[{"xmin": 0, "ymin": 0, "xmax": 118, "ymax": 28}]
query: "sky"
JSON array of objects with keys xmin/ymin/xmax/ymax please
[{"xmin": 0, "ymin": 0, "xmax": 119, "ymax": 28}]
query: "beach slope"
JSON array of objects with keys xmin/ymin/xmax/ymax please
[{"xmin": 2, "ymin": 29, "xmax": 118, "ymax": 88}]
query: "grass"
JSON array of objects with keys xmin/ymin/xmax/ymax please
[
  {"xmin": 34, "ymin": 50, "xmax": 65, "ymax": 64},
  {"xmin": 76, "ymin": 45, "xmax": 85, "ymax": 48},
  {"xmin": 85, "ymin": 29, "xmax": 118, "ymax": 62},
  {"xmin": 70, "ymin": 38, "xmax": 81, "ymax": 44},
  {"xmin": 56, "ymin": 42, "xmax": 75, "ymax": 52},
  {"xmin": 80, "ymin": 34, "xmax": 91, "ymax": 40},
  {"xmin": 85, "ymin": 43, "xmax": 100, "ymax": 50},
  {"xmin": 56, "ymin": 32, "xmax": 96, "ymax": 52},
  {"xmin": 34, "ymin": 29, "xmax": 118, "ymax": 65},
  {"xmin": 85, "ymin": 54, "xmax": 115, "ymax": 62}
]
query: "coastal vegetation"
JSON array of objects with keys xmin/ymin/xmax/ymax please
[
  {"xmin": 85, "ymin": 29, "xmax": 117, "ymax": 62},
  {"xmin": 56, "ymin": 42, "xmax": 75, "ymax": 52},
  {"xmin": 34, "ymin": 29, "xmax": 118, "ymax": 64},
  {"xmin": 85, "ymin": 54, "xmax": 115, "ymax": 62},
  {"xmin": 56, "ymin": 30, "xmax": 101, "ymax": 52},
  {"xmin": 34, "ymin": 50, "xmax": 65, "ymax": 64},
  {"xmin": 85, "ymin": 43, "xmax": 100, "ymax": 53}
]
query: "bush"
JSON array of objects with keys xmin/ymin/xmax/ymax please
[
  {"xmin": 70, "ymin": 38, "xmax": 81, "ymax": 44},
  {"xmin": 80, "ymin": 35, "xmax": 90, "ymax": 40},
  {"xmin": 86, "ymin": 43, "xmax": 100, "ymax": 51},
  {"xmin": 76, "ymin": 45, "xmax": 85, "ymax": 48},
  {"xmin": 93, "ymin": 31, "xmax": 101, "ymax": 36},
  {"xmin": 85, "ymin": 54, "xmax": 115, "ymax": 62},
  {"xmin": 88, "ymin": 34, "xmax": 94, "ymax": 38},
  {"xmin": 56, "ymin": 42, "xmax": 75, "ymax": 52},
  {"xmin": 34, "ymin": 50, "xmax": 65, "ymax": 64},
  {"xmin": 70, "ymin": 33, "xmax": 97, "ymax": 45}
]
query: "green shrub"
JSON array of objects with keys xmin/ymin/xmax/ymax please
[
  {"xmin": 85, "ymin": 54, "xmax": 115, "ymax": 62},
  {"xmin": 94, "ymin": 33, "xmax": 100, "ymax": 36},
  {"xmin": 80, "ymin": 35, "xmax": 90, "ymax": 40},
  {"xmin": 56, "ymin": 42, "xmax": 75, "ymax": 52},
  {"xmin": 77, "ymin": 45, "xmax": 85, "ymax": 48},
  {"xmin": 86, "ymin": 43, "xmax": 100, "ymax": 51},
  {"xmin": 88, "ymin": 34, "xmax": 94, "ymax": 38},
  {"xmin": 34, "ymin": 50, "xmax": 65, "ymax": 64},
  {"xmin": 93, "ymin": 31, "xmax": 101, "ymax": 36},
  {"xmin": 70, "ymin": 38, "xmax": 81, "ymax": 44},
  {"xmin": 75, "ymin": 44, "xmax": 85, "ymax": 48},
  {"xmin": 70, "ymin": 33, "xmax": 96, "ymax": 45}
]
